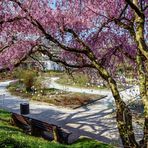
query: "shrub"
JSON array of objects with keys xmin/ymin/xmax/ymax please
[
  {"xmin": 12, "ymin": 68, "xmax": 23, "ymax": 79},
  {"xmin": 13, "ymin": 69, "xmax": 39, "ymax": 92},
  {"xmin": 22, "ymin": 70, "xmax": 38, "ymax": 92}
]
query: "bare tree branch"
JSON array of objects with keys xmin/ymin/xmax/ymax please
[
  {"xmin": 114, "ymin": 19, "xmax": 135, "ymax": 37},
  {"xmin": 85, "ymin": 5, "xmax": 109, "ymax": 19},
  {"xmin": 117, "ymin": 47, "xmax": 136, "ymax": 61},
  {"xmin": 143, "ymin": 5, "xmax": 148, "ymax": 11},
  {"xmin": 29, "ymin": 55, "xmax": 45, "ymax": 70},
  {"xmin": 119, "ymin": 3, "xmax": 129, "ymax": 19},
  {"xmin": 0, "ymin": 17, "xmax": 26, "ymax": 25},
  {"xmin": 125, "ymin": 0, "xmax": 144, "ymax": 18},
  {"xmin": 38, "ymin": 47, "xmax": 95, "ymax": 69},
  {"xmin": 0, "ymin": 45, "xmax": 10, "ymax": 53}
]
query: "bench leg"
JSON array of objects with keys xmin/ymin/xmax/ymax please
[
  {"xmin": 53, "ymin": 126, "xmax": 59, "ymax": 142},
  {"xmin": 31, "ymin": 126, "xmax": 42, "ymax": 137}
]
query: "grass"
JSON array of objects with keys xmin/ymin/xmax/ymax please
[
  {"xmin": 43, "ymin": 70, "xmax": 64, "ymax": 77},
  {"xmin": 57, "ymin": 73, "xmax": 107, "ymax": 89},
  {"xmin": 0, "ymin": 109, "xmax": 114, "ymax": 148},
  {"xmin": 45, "ymin": 71, "xmax": 139, "ymax": 91},
  {"xmin": 46, "ymin": 71, "xmax": 108, "ymax": 90}
]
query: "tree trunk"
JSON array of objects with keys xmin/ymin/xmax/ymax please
[
  {"xmin": 136, "ymin": 53, "xmax": 148, "ymax": 148},
  {"xmin": 84, "ymin": 41, "xmax": 139, "ymax": 147},
  {"xmin": 132, "ymin": 1, "xmax": 148, "ymax": 146},
  {"xmin": 108, "ymin": 77, "xmax": 139, "ymax": 148},
  {"xmin": 140, "ymin": 117, "xmax": 148, "ymax": 148},
  {"xmin": 133, "ymin": 0, "xmax": 148, "ymax": 60}
]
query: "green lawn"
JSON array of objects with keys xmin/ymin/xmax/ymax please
[
  {"xmin": 0, "ymin": 109, "xmax": 114, "ymax": 148},
  {"xmin": 55, "ymin": 72, "xmax": 108, "ymax": 90}
]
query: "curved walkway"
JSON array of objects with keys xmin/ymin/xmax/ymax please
[
  {"xmin": 44, "ymin": 77, "xmax": 112, "ymax": 96},
  {"xmin": 44, "ymin": 77, "xmax": 140, "ymax": 104},
  {"xmin": 0, "ymin": 79, "xmax": 142, "ymax": 147}
]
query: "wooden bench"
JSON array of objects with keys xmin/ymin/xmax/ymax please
[
  {"xmin": 31, "ymin": 118, "xmax": 71, "ymax": 144},
  {"xmin": 11, "ymin": 113, "xmax": 31, "ymax": 134},
  {"xmin": 11, "ymin": 113, "xmax": 71, "ymax": 144}
]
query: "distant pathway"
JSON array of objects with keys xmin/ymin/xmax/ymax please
[
  {"xmin": 44, "ymin": 77, "xmax": 111, "ymax": 96},
  {"xmin": 0, "ymin": 79, "xmax": 142, "ymax": 147},
  {"xmin": 44, "ymin": 77, "xmax": 140, "ymax": 103}
]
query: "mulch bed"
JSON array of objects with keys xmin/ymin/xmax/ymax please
[
  {"xmin": 8, "ymin": 81, "xmax": 106, "ymax": 109},
  {"xmin": 42, "ymin": 93, "xmax": 106, "ymax": 109}
]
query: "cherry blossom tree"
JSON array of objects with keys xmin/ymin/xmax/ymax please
[{"xmin": 0, "ymin": 0, "xmax": 147, "ymax": 147}]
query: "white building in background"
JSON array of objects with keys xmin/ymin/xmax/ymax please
[
  {"xmin": 21, "ymin": 58, "xmax": 63, "ymax": 71},
  {"xmin": 43, "ymin": 60, "xmax": 63, "ymax": 71}
]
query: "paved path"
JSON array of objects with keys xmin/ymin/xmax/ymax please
[
  {"xmin": 45, "ymin": 77, "xmax": 140, "ymax": 104},
  {"xmin": 0, "ymin": 79, "xmax": 142, "ymax": 147},
  {"xmin": 45, "ymin": 77, "xmax": 112, "ymax": 96}
]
